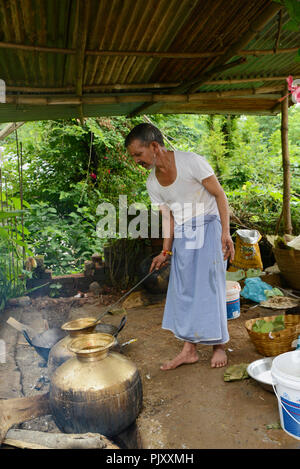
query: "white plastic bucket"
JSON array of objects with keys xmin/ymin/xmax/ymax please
[
  {"xmin": 226, "ymin": 281, "xmax": 241, "ymax": 320},
  {"xmin": 271, "ymin": 350, "xmax": 300, "ymax": 440}
]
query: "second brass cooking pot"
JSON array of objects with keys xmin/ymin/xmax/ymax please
[{"xmin": 47, "ymin": 316, "xmax": 126, "ymax": 375}]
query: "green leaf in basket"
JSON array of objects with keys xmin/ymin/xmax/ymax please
[
  {"xmin": 273, "ymin": 315, "xmax": 284, "ymax": 324},
  {"xmin": 252, "ymin": 315, "xmax": 286, "ymax": 333},
  {"xmin": 252, "ymin": 319, "xmax": 266, "ymax": 332},
  {"xmin": 259, "ymin": 322, "xmax": 274, "ymax": 333}
]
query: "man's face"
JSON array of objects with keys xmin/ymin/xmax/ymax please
[{"xmin": 127, "ymin": 139, "xmax": 156, "ymax": 170}]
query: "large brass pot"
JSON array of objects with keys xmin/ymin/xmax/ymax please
[
  {"xmin": 47, "ymin": 316, "xmax": 126, "ymax": 376},
  {"xmin": 49, "ymin": 333, "xmax": 143, "ymax": 437}
]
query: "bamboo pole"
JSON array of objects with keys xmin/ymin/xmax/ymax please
[
  {"xmin": 128, "ymin": 58, "xmax": 248, "ymax": 117},
  {"xmin": 0, "ymin": 41, "xmax": 75, "ymax": 55},
  {"xmin": 83, "ymin": 82, "xmax": 179, "ymax": 91},
  {"xmin": 86, "ymin": 47, "xmax": 300, "ymax": 58},
  {"xmin": 6, "ymin": 83, "xmax": 179, "ymax": 93},
  {"xmin": 5, "ymin": 78, "xmax": 299, "ymax": 95},
  {"xmin": 281, "ymin": 83, "xmax": 292, "ymax": 234},
  {"xmin": 0, "ymin": 41, "xmax": 297, "ymax": 59},
  {"xmin": 205, "ymin": 76, "xmax": 294, "ymax": 85},
  {"xmin": 0, "ymin": 122, "xmax": 25, "ymax": 140},
  {"xmin": 6, "ymin": 86, "xmax": 76, "ymax": 93},
  {"xmin": 242, "ymin": 47, "xmax": 297, "ymax": 56},
  {"xmin": 4, "ymin": 87, "xmax": 283, "ymax": 106}
]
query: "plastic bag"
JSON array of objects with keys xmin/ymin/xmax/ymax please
[{"xmin": 240, "ymin": 277, "xmax": 273, "ymax": 303}]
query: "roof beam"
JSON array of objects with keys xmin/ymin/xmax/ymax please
[
  {"xmin": 0, "ymin": 41, "xmax": 298, "ymax": 58},
  {"xmin": 205, "ymin": 76, "xmax": 293, "ymax": 85},
  {"xmin": 128, "ymin": 57, "xmax": 247, "ymax": 116},
  {"xmin": 5, "ymin": 76, "xmax": 298, "ymax": 94},
  {"xmin": 4, "ymin": 87, "xmax": 283, "ymax": 106}
]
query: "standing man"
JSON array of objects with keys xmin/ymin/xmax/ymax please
[{"xmin": 125, "ymin": 123, "xmax": 234, "ymax": 370}]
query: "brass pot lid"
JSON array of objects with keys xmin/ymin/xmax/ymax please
[
  {"xmin": 61, "ymin": 317, "xmax": 96, "ymax": 332},
  {"xmin": 68, "ymin": 333, "xmax": 116, "ymax": 358}
]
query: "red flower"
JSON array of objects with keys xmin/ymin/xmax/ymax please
[
  {"xmin": 108, "ymin": 169, "xmax": 111, "ymax": 174},
  {"xmin": 90, "ymin": 172, "xmax": 97, "ymax": 180}
]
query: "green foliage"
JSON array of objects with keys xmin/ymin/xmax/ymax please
[
  {"xmin": 272, "ymin": 0, "xmax": 300, "ymax": 59},
  {"xmin": 0, "ymin": 106, "xmax": 299, "ymax": 282},
  {"xmin": 24, "ymin": 201, "xmax": 103, "ymax": 275},
  {"xmin": 0, "ymin": 195, "xmax": 32, "ymax": 309},
  {"xmin": 1, "ymin": 116, "xmax": 152, "ymax": 275},
  {"xmin": 49, "ymin": 282, "xmax": 62, "ymax": 298}
]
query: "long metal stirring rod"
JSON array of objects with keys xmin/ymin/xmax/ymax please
[
  {"xmin": 105, "ymin": 269, "xmax": 156, "ymax": 312},
  {"xmin": 77, "ymin": 269, "xmax": 157, "ymax": 331}
]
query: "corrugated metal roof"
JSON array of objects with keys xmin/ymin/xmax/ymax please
[{"xmin": 0, "ymin": 0, "xmax": 299, "ymax": 122}]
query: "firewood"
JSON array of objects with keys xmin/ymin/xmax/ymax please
[{"xmin": 4, "ymin": 429, "xmax": 120, "ymax": 449}]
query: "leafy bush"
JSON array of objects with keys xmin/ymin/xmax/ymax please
[
  {"xmin": 0, "ymin": 196, "xmax": 32, "ymax": 309},
  {"xmin": 24, "ymin": 201, "xmax": 103, "ymax": 275},
  {"xmin": 0, "ymin": 108, "xmax": 299, "ymax": 281}
]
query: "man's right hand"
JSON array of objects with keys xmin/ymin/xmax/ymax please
[{"xmin": 150, "ymin": 253, "xmax": 170, "ymax": 272}]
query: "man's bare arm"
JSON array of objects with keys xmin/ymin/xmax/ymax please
[
  {"xmin": 150, "ymin": 204, "xmax": 174, "ymax": 272},
  {"xmin": 201, "ymin": 175, "xmax": 234, "ymax": 262}
]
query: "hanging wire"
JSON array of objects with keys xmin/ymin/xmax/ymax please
[{"xmin": 143, "ymin": 115, "xmax": 177, "ymax": 151}]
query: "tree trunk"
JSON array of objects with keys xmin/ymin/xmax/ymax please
[
  {"xmin": 221, "ymin": 115, "xmax": 236, "ymax": 158},
  {"xmin": 281, "ymin": 83, "xmax": 292, "ymax": 234}
]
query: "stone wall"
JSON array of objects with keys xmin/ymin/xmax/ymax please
[
  {"xmin": 26, "ymin": 239, "xmax": 163, "ymax": 298},
  {"xmin": 26, "ymin": 259, "xmax": 106, "ymax": 298}
]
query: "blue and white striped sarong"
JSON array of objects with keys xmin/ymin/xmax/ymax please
[{"xmin": 162, "ymin": 214, "xmax": 229, "ymax": 345}]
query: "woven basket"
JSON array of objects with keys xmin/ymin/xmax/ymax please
[
  {"xmin": 273, "ymin": 247, "xmax": 300, "ymax": 290},
  {"xmin": 284, "ymin": 314, "xmax": 300, "ymax": 329},
  {"xmin": 245, "ymin": 315, "xmax": 300, "ymax": 357}
]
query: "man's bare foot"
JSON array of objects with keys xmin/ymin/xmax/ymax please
[
  {"xmin": 211, "ymin": 344, "xmax": 227, "ymax": 368},
  {"xmin": 160, "ymin": 352, "xmax": 199, "ymax": 371},
  {"xmin": 160, "ymin": 343, "xmax": 199, "ymax": 371}
]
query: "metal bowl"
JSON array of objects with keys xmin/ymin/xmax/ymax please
[{"xmin": 247, "ymin": 357, "xmax": 275, "ymax": 393}]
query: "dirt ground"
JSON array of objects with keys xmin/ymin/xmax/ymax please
[{"xmin": 1, "ymin": 292, "xmax": 300, "ymax": 450}]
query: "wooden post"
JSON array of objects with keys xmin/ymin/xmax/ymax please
[{"xmin": 281, "ymin": 82, "xmax": 292, "ymax": 234}]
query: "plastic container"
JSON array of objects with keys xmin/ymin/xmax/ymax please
[
  {"xmin": 226, "ymin": 281, "xmax": 241, "ymax": 320},
  {"xmin": 271, "ymin": 350, "xmax": 300, "ymax": 440}
]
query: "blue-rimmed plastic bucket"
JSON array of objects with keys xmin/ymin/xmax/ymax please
[
  {"xmin": 271, "ymin": 350, "xmax": 300, "ymax": 440},
  {"xmin": 226, "ymin": 281, "xmax": 241, "ymax": 320}
]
